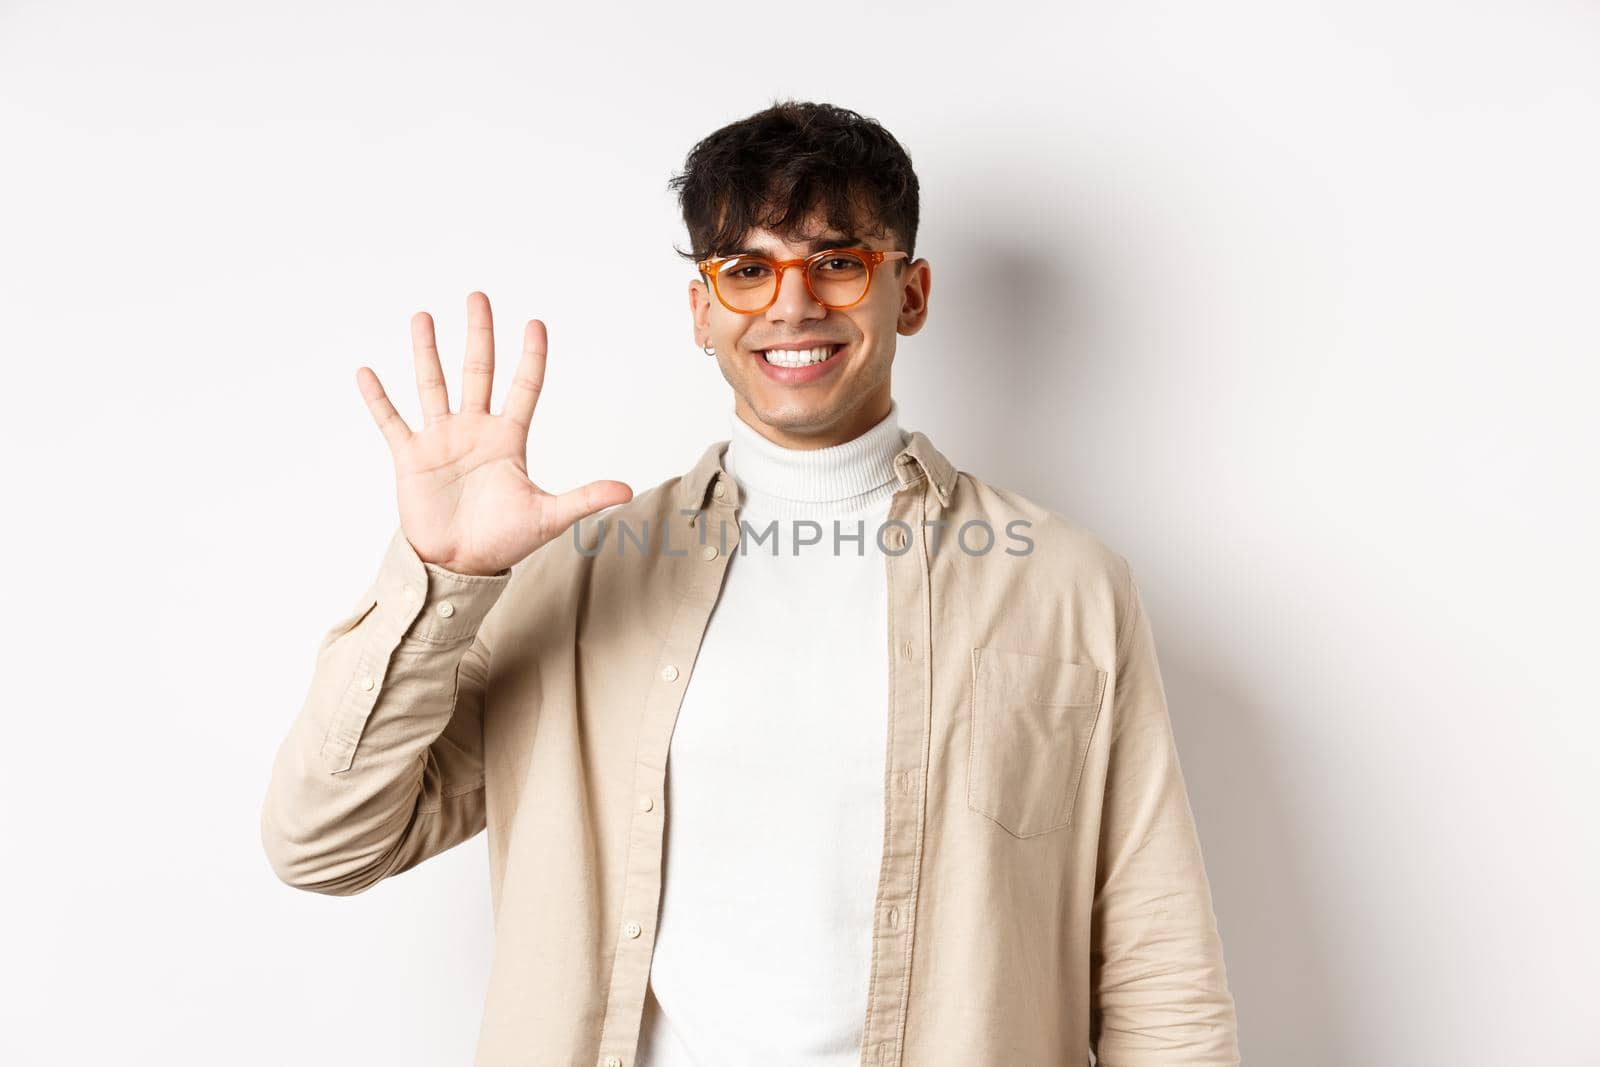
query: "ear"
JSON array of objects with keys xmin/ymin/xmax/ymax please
[
  {"xmin": 896, "ymin": 259, "xmax": 932, "ymax": 337},
  {"xmin": 689, "ymin": 278, "xmax": 713, "ymax": 344}
]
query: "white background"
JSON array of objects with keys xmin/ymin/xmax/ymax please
[{"xmin": 1, "ymin": 1, "xmax": 1595, "ymax": 1064}]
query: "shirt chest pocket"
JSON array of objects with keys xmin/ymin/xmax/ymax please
[{"xmin": 967, "ymin": 647, "xmax": 1108, "ymax": 839}]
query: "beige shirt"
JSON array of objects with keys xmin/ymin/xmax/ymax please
[{"xmin": 259, "ymin": 428, "xmax": 1240, "ymax": 1067}]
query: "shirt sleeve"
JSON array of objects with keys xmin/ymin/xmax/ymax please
[
  {"xmin": 258, "ymin": 525, "xmax": 513, "ymax": 896},
  {"xmin": 1090, "ymin": 561, "xmax": 1241, "ymax": 1065}
]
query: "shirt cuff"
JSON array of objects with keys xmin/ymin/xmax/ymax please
[{"xmin": 371, "ymin": 526, "xmax": 512, "ymax": 645}]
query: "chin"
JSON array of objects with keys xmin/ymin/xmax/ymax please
[{"xmin": 745, "ymin": 396, "xmax": 842, "ymax": 433}]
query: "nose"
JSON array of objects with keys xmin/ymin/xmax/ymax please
[{"xmin": 765, "ymin": 263, "xmax": 825, "ymax": 325}]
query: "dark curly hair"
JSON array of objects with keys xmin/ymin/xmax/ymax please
[{"xmin": 669, "ymin": 100, "xmax": 920, "ymax": 276}]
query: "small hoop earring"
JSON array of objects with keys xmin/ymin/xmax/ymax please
[{"xmin": 702, "ymin": 342, "xmax": 716, "ymax": 358}]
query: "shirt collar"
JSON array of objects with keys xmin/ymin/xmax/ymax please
[{"xmin": 681, "ymin": 421, "xmax": 955, "ymax": 513}]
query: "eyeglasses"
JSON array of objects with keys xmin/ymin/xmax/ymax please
[{"xmin": 696, "ymin": 247, "xmax": 909, "ymax": 314}]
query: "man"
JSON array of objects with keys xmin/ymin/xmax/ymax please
[{"xmin": 260, "ymin": 100, "xmax": 1240, "ymax": 1066}]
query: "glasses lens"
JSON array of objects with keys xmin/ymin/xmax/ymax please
[
  {"xmin": 717, "ymin": 256, "xmax": 777, "ymax": 312},
  {"xmin": 807, "ymin": 250, "xmax": 870, "ymax": 307}
]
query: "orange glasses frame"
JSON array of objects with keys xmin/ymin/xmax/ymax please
[{"xmin": 696, "ymin": 247, "xmax": 910, "ymax": 314}]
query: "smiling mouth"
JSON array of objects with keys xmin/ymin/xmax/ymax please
[{"xmin": 756, "ymin": 343, "xmax": 846, "ymax": 367}]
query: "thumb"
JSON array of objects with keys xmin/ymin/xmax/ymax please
[{"xmin": 546, "ymin": 479, "xmax": 634, "ymax": 537}]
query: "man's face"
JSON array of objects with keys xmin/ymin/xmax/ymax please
[{"xmin": 689, "ymin": 212, "xmax": 931, "ymax": 449}]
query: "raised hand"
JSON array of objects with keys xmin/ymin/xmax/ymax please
[{"xmin": 356, "ymin": 291, "xmax": 633, "ymax": 576}]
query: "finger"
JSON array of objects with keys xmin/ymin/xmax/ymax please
[
  {"xmin": 410, "ymin": 310, "xmax": 451, "ymax": 426},
  {"xmin": 461, "ymin": 290, "xmax": 495, "ymax": 414},
  {"xmin": 547, "ymin": 479, "xmax": 634, "ymax": 537},
  {"xmin": 502, "ymin": 318, "xmax": 548, "ymax": 433},
  {"xmin": 356, "ymin": 366, "xmax": 413, "ymax": 452}
]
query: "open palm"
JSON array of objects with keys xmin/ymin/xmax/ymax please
[{"xmin": 356, "ymin": 291, "xmax": 633, "ymax": 576}]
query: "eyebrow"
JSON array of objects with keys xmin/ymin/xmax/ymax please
[{"xmin": 728, "ymin": 235, "xmax": 866, "ymax": 257}]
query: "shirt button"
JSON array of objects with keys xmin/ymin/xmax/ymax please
[
  {"xmin": 712, "ymin": 482, "xmax": 726, "ymax": 499},
  {"xmin": 624, "ymin": 920, "xmax": 642, "ymax": 939},
  {"xmin": 359, "ymin": 675, "xmax": 376, "ymax": 692},
  {"xmin": 660, "ymin": 664, "xmax": 679, "ymax": 682},
  {"xmin": 700, "ymin": 543, "xmax": 718, "ymax": 561},
  {"xmin": 436, "ymin": 601, "xmax": 455, "ymax": 618},
  {"xmin": 604, "ymin": 1057, "xmax": 622, "ymax": 1067},
  {"xmin": 638, "ymin": 794, "xmax": 654, "ymax": 812}
]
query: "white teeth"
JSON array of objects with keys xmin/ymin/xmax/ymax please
[{"xmin": 761, "ymin": 345, "xmax": 837, "ymax": 367}]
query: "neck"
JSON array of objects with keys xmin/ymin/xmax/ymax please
[{"xmin": 731, "ymin": 387, "xmax": 892, "ymax": 449}]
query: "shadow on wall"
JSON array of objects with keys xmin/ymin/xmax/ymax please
[{"xmin": 1161, "ymin": 642, "xmax": 1351, "ymax": 1067}]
